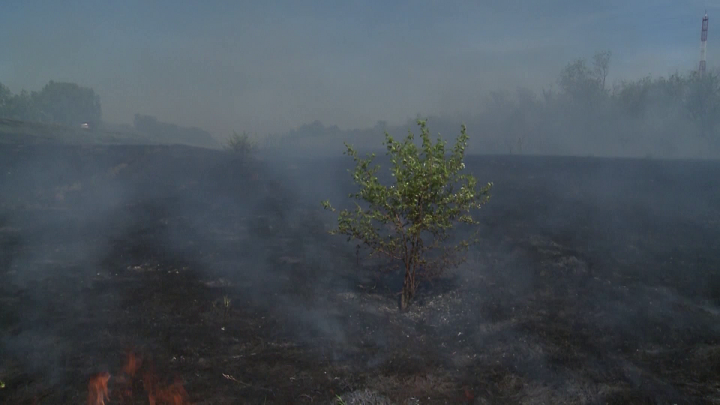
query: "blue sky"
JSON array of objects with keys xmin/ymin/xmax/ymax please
[{"xmin": 1, "ymin": 0, "xmax": 718, "ymax": 135}]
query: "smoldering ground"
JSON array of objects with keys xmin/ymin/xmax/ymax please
[
  {"xmin": 1, "ymin": 142, "xmax": 720, "ymax": 403},
  {"xmin": 0, "ymin": 144, "xmax": 379, "ymax": 400}
]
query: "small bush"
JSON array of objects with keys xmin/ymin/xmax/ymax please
[
  {"xmin": 323, "ymin": 119, "xmax": 492, "ymax": 310},
  {"xmin": 225, "ymin": 131, "xmax": 257, "ymax": 155}
]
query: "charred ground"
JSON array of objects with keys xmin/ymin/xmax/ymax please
[{"xmin": 1, "ymin": 144, "xmax": 719, "ymax": 404}]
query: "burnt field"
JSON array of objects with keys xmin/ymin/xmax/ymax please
[{"xmin": 1, "ymin": 143, "xmax": 719, "ymax": 404}]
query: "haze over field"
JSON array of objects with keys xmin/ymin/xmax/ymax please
[
  {"xmin": 3, "ymin": 2, "xmax": 720, "ymax": 404},
  {"xmin": 1, "ymin": 0, "xmax": 719, "ymax": 143}
]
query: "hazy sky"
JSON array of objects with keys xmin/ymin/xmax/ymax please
[{"xmin": 1, "ymin": 0, "xmax": 718, "ymax": 136}]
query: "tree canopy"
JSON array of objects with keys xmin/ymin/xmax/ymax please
[{"xmin": 0, "ymin": 80, "xmax": 101, "ymax": 125}]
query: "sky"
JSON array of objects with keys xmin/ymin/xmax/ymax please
[{"xmin": 1, "ymin": 0, "xmax": 719, "ymax": 136}]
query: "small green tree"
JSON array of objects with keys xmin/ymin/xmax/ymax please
[{"xmin": 322, "ymin": 120, "xmax": 492, "ymax": 310}]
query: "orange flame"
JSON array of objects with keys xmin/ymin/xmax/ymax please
[
  {"xmin": 117, "ymin": 351, "xmax": 142, "ymax": 401},
  {"xmin": 87, "ymin": 372, "xmax": 110, "ymax": 405},
  {"xmin": 123, "ymin": 351, "xmax": 141, "ymax": 377},
  {"xmin": 88, "ymin": 350, "xmax": 190, "ymax": 405},
  {"xmin": 148, "ymin": 377, "xmax": 190, "ymax": 405}
]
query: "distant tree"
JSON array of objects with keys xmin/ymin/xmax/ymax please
[
  {"xmin": 0, "ymin": 90, "xmax": 40, "ymax": 122},
  {"xmin": 0, "ymin": 84, "xmax": 36, "ymax": 121},
  {"xmin": 614, "ymin": 76, "xmax": 653, "ymax": 118},
  {"xmin": 322, "ymin": 120, "xmax": 492, "ymax": 310},
  {"xmin": 593, "ymin": 50, "xmax": 612, "ymax": 91},
  {"xmin": 0, "ymin": 82, "xmax": 11, "ymax": 113},
  {"xmin": 685, "ymin": 71, "xmax": 720, "ymax": 139},
  {"xmin": 558, "ymin": 58, "xmax": 602, "ymax": 103},
  {"xmin": 225, "ymin": 131, "xmax": 257, "ymax": 155},
  {"xmin": 541, "ymin": 86, "xmax": 556, "ymax": 104},
  {"xmin": 34, "ymin": 81, "xmax": 102, "ymax": 125}
]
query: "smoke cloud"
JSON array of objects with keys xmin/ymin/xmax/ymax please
[{"xmin": 1, "ymin": 1, "xmax": 718, "ymax": 139}]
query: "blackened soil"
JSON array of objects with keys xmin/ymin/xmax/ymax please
[{"xmin": 0, "ymin": 144, "xmax": 719, "ymax": 404}]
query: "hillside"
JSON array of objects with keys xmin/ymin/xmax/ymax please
[{"xmin": 0, "ymin": 118, "xmax": 220, "ymax": 149}]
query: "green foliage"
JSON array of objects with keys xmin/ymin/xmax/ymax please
[
  {"xmin": 323, "ymin": 119, "xmax": 492, "ymax": 309},
  {"xmin": 225, "ymin": 131, "xmax": 257, "ymax": 154}
]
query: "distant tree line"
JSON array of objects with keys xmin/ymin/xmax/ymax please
[
  {"xmin": 0, "ymin": 80, "xmax": 219, "ymax": 148},
  {"xmin": 269, "ymin": 51, "xmax": 720, "ymax": 159},
  {"xmin": 0, "ymin": 80, "xmax": 102, "ymax": 126},
  {"xmin": 469, "ymin": 51, "xmax": 720, "ymax": 157}
]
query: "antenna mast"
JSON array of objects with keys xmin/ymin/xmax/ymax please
[{"xmin": 700, "ymin": 11, "xmax": 709, "ymax": 75}]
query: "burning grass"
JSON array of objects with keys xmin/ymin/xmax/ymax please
[
  {"xmin": 87, "ymin": 351, "xmax": 190, "ymax": 405},
  {"xmin": 87, "ymin": 372, "xmax": 110, "ymax": 405}
]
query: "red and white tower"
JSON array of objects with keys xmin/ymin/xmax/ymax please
[{"xmin": 699, "ymin": 11, "xmax": 709, "ymax": 75}]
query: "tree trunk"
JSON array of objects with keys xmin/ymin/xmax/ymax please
[{"xmin": 400, "ymin": 267, "xmax": 415, "ymax": 311}]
